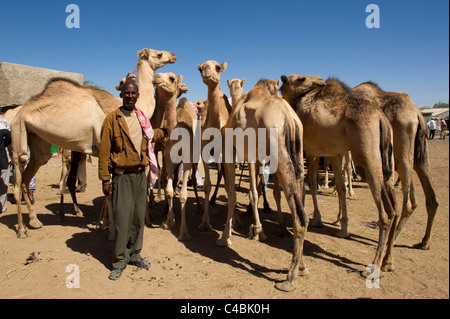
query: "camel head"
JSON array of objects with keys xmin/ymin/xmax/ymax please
[
  {"xmin": 137, "ymin": 48, "xmax": 177, "ymax": 70},
  {"xmin": 267, "ymin": 79, "xmax": 280, "ymax": 97},
  {"xmin": 280, "ymin": 74, "xmax": 326, "ymax": 99},
  {"xmin": 193, "ymin": 100, "xmax": 206, "ymax": 113},
  {"xmin": 177, "ymin": 82, "xmax": 189, "ymax": 98},
  {"xmin": 198, "ymin": 60, "xmax": 227, "ymax": 86},
  {"xmin": 115, "ymin": 72, "xmax": 136, "ymax": 91},
  {"xmin": 153, "ymin": 72, "xmax": 183, "ymax": 97},
  {"xmin": 227, "ymin": 78, "xmax": 245, "ymax": 97}
]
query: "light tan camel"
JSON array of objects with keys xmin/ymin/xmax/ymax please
[
  {"xmin": 218, "ymin": 79, "xmax": 307, "ymax": 292},
  {"xmin": 353, "ymin": 81, "xmax": 438, "ymax": 250},
  {"xmin": 280, "ymin": 74, "xmax": 399, "ymax": 274},
  {"xmin": 153, "ymin": 72, "xmax": 202, "ymax": 240},
  {"xmin": 9, "ymin": 48, "xmax": 176, "ymax": 238},
  {"xmin": 197, "ymin": 60, "xmax": 232, "ymax": 231},
  {"xmin": 227, "ymin": 78, "xmax": 287, "ymax": 235}
]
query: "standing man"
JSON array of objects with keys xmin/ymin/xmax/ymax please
[
  {"xmin": 98, "ymin": 80, "xmax": 162, "ymax": 280},
  {"xmin": 440, "ymin": 119, "xmax": 447, "ymax": 139},
  {"xmin": 427, "ymin": 118, "xmax": 437, "ymax": 140},
  {"xmin": 0, "ymin": 117, "xmax": 11, "ymax": 213}
]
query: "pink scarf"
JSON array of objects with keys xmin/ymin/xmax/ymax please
[
  {"xmin": 190, "ymin": 102, "xmax": 199, "ymax": 114},
  {"xmin": 134, "ymin": 107, "xmax": 159, "ymax": 184}
]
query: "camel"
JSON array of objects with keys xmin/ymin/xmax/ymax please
[
  {"xmin": 9, "ymin": 48, "xmax": 176, "ymax": 238},
  {"xmin": 353, "ymin": 81, "xmax": 439, "ymax": 250},
  {"xmin": 197, "ymin": 60, "xmax": 232, "ymax": 231},
  {"xmin": 217, "ymin": 79, "xmax": 307, "ymax": 292},
  {"xmin": 227, "ymin": 78, "xmax": 288, "ymax": 235},
  {"xmin": 152, "ymin": 72, "xmax": 202, "ymax": 240},
  {"xmin": 280, "ymin": 74, "xmax": 399, "ymax": 274}
]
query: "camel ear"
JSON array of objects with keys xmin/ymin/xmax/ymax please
[
  {"xmin": 178, "ymin": 75, "xmax": 183, "ymax": 83},
  {"xmin": 281, "ymin": 75, "xmax": 289, "ymax": 84},
  {"xmin": 220, "ymin": 62, "xmax": 228, "ymax": 72},
  {"xmin": 115, "ymin": 85, "xmax": 120, "ymax": 91},
  {"xmin": 276, "ymin": 80, "xmax": 280, "ymax": 86},
  {"xmin": 138, "ymin": 48, "xmax": 149, "ymax": 59},
  {"xmin": 227, "ymin": 79, "xmax": 231, "ymax": 87},
  {"xmin": 241, "ymin": 78, "xmax": 246, "ymax": 87}
]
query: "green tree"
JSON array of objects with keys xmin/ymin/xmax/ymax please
[{"xmin": 432, "ymin": 101, "xmax": 449, "ymax": 108}]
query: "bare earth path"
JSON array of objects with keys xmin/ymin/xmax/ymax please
[{"xmin": 0, "ymin": 139, "xmax": 448, "ymax": 299}]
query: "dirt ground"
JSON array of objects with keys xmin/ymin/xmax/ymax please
[{"xmin": 0, "ymin": 139, "xmax": 448, "ymax": 300}]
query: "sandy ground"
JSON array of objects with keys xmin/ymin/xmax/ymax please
[{"xmin": 0, "ymin": 139, "xmax": 448, "ymax": 300}]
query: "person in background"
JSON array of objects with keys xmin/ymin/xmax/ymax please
[
  {"xmin": 427, "ymin": 118, "xmax": 437, "ymax": 140},
  {"xmin": 440, "ymin": 119, "xmax": 447, "ymax": 140},
  {"xmin": 0, "ymin": 116, "xmax": 11, "ymax": 213}
]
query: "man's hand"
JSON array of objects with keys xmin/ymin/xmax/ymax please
[{"xmin": 102, "ymin": 181, "xmax": 112, "ymax": 197}]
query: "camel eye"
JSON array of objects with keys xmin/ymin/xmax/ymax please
[
  {"xmin": 216, "ymin": 65, "xmax": 221, "ymax": 72},
  {"xmin": 297, "ymin": 78, "xmax": 306, "ymax": 83},
  {"xmin": 169, "ymin": 76, "xmax": 175, "ymax": 83}
]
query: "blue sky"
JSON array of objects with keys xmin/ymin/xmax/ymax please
[{"xmin": 1, "ymin": 0, "xmax": 448, "ymax": 108}]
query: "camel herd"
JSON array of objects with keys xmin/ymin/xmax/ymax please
[{"xmin": 3, "ymin": 48, "xmax": 438, "ymax": 292}]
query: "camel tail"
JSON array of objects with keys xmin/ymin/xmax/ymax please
[
  {"xmin": 379, "ymin": 117, "xmax": 394, "ymax": 182},
  {"xmin": 284, "ymin": 122, "xmax": 303, "ymax": 180},
  {"xmin": 284, "ymin": 122, "xmax": 308, "ymax": 227},
  {"xmin": 414, "ymin": 113, "xmax": 429, "ymax": 166}
]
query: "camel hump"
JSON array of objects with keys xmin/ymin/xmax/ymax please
[{"xmin": 176, "ymin": 98, "xmax": 197, "ymax": 129}]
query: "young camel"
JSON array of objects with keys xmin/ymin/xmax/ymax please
[
  {"xmin": 280, "ymin": 74, "xmax": 399, "ymax": 273},
  {"xmin": 197, "ymin": 60, "xmax": 232, "ymax": 231},
  {"xmin": 227, "ymin": 78, "xmax": 288, "ymax": 235},
  {"xmin": 218, "ymin": 79, "xmax": 307, "ymax": 292},
  {"xmin": 9, "ymin": 48, "xmax": 176, "ymax": 238},
  {"xmin": 353, "ymin": 82, "xmax": 439, "ymax": 250},
  {"xmin": 151, "ymin": 72, "xmax": 196, "ymax": 240}
]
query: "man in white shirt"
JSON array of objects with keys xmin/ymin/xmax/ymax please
[{"xmin": 427, "ymin": 118, "xmax": 437, "ymax": 139}]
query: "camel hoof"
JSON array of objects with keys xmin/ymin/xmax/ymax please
[
  {"xmin": 413, "ymin": 241, "xmax": 430, "ymax": 250},
  {"xmin": 178, "ymin": 232, "xmax": 192, "ymax": 241},
  {"xmin": 298, "ymin": 267, "xmax": 309, "ymax": 276},
  {"xmin": 310, "ymin": 218, "xmax": 324, "ymax": 228},
  {"xmin": 162, "ymin": 219, "xmax": 175, "ymax": 230},
  {"xmin": 216, "ymin": 237, "xmax": 232, "ymax": 247},
  {"xmin": 17, "ymin": 229, "xmax": 31, "ymax": 239},
  {"xmin": 275, "ymin": 280, "xmax": 296, "ymax": 292},
  {"xmin": 334, "ymin": 230, "xmax": 350, "ymax": 239},
  {"xmin": 331, "ymin": 220, "xmax": 340, "ymax": 226},
  {"xmin": 381, "ymin": 263, "xmax": 395, "ymax": 272},
  {"xmin": 197, "ymin": 222, "xmax": 212, "ymax": 232},
  {"xmin": 29, "ymin": 218, "xmax": 43, "ymax": 229}
]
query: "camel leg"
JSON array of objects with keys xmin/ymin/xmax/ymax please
[
  {"xmin": 198, "ymin": 160, "xmax": 213, "ymax": 231},
  {"xmin": 209, "ymin": 163, "xmax": 222, "ymax": 205},
  {"xmin": 364, "ymin": 170, "xmax": 398, "ymax": 272},
  {"xmin": 247, "ymin": 163, "xmax": 266, "ymax": 241},
  {"xmin": 308, "ymin": 156, "xmax": 323, "ymax": 227},
  {"xmin": 64, "ymin": 151, "xmax": 84, "ymax": 219},
  {"xmin": 407, "ymin": 161, "xmax": 438, "ymax": 250},
  {"xmin": 178, "ymin": 163, "xmax": 192, "ymax": 241},
  {"xmin": 275, "ymin": 157, "xmax": 308, "ymax": 292},
  {"xmin": 216, "ymin": 162, "xmax": 236, "ymax": 247},
  {"xmin": 272, "ymin": 175, "xmax": 289, "ymax": 237},
  {"xmin": 162, "ymin": 153, "xmax": 176, "ymax": 230},
  {"xmin": 329, "ymin": 156, "xmax": 351, "ymax": 238},
  {"xmin": 322, "ymin": 157, "xmax": 330, "ymax": 189},
  {"xmin": 345, "ymin": 152, "xmax": 356, "ymax": 199}
]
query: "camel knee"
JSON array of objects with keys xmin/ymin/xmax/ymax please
[{"xmin": 19, "ymin": 154, "xmax": 28, "ymax": 167}]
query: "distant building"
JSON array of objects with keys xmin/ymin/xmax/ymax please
[{"xmin": 0, "ymin": 62, "xmax": 83, "ymax": 112}]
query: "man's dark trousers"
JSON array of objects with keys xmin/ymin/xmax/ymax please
[{"xmin": 112, "ymin": 170, "xmax": 147, "ymax": 269}]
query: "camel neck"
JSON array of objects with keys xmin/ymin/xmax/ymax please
[
  {"xmin": 205, "ymin": 85, "xmax": 223, "ymax": 128},
  {"xmin": 160, "ymin": 93, "xmax": 178, "ymax": 133},
  {"xmin": 136, "ymin": 59, "xmax": 156, "ymax": 120}
]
